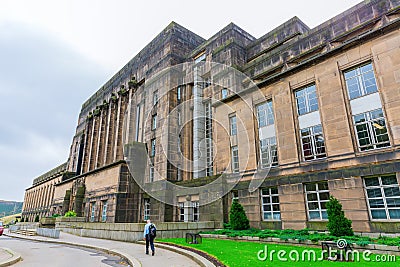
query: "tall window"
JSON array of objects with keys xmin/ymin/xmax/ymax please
[
  {"xmin": 229, "ymin": 115, "xmax": 237, "ymax": 136},
  {"xmin": 177, "ymin": 86, "xmax": 182, "ymax": 103},
  {"xmin": 295, "ymin": 84, "xmax": 319, "ymax": 115},
  {"xmin": 153, "ymin": 90, "xmax": 158, "ymax": 106},
  {"xmin": 144, "ymin": 198, "xmax": 150, "ymax": 220},
  {"xmin": 231, "ymin": 146, "xmax": 239, "ymax": 173},
  {"xmin": 179, "ymin": 202, "xmax": 185, "ymax": 221},
  {"xmin": 300, "ymin": 124, "xmax": 326, "ymax": 160},
  {"xmin": 305, "ymin": 182, "xmax": 329, "ymax": 220},
  {"xmin": 364, "ymin": 175, "xmax": 400, "ymax": 220},
  {"xmin": 344, "ymin": 62, "xmax": 378, "ymax": 100},
  {"xmin": 261, "ymin": 187, "xmax": 280, "ymax": 220},
  {"xmin": 151, "ymin": 114, "xmax": 157, "ymax": 130},
  {"xmin": 260, "ymin": 137, "xmax": 278, "ymax": 167},
  {"xmin": 101, "ymin": 201, "xmax": 107, "ymax": 222},
  {"xmin": 90, "ymin": 202, "xmax": 96, "ymax": 222},
  {"xmin": 150, "ymin": 139, "xmax": 156, "ymax": 157},
  {"xmin": 256, "ymin": 101, "xmax": 274, "ymax": 127},
  {"xmin": 149, "ymin": 166, "xmax": 154, "ymax": 182},
  {"xmin": 193, "ymin": 202, "xmax": 199, "ymax": 222},
  {"xmin": 354, "ymin": 108, "xmax": 390, "ymax": 151},
  {"xmin": 221, "ymin": 88, "xmax": 228, "ymax": 99}
]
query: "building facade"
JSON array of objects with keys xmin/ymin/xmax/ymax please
[{"xmin": 23, "ymin": 0, "xmax": 400, "ymax": 232}]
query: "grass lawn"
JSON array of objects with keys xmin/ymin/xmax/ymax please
[{"xmin": 159, "ymin": 238, "xmax": 399, "ymax": 267}]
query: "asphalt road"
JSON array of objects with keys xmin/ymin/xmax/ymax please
[{"xmin": 0, "ymin": 235, "xmax": 130, "ymax": 267}]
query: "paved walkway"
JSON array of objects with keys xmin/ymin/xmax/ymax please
[
  {"xmin": 0, "ymin": 247, "xmax": 21, "ymax": 267},
  {"xmin": 5, "ymin": 231, "xmax": 214, "ymax": 267}
]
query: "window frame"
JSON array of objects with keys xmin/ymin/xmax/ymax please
[
  {"xmin": 153, "ymin": 90, "xmax": 158, "ymax": 106},
  {"xmin": 304, "ymin": 181, "xmax": 330, "ymax": 221},
  {"xmin": 364, "ymin": 174, "xmax": 400, "ymax": 221},
  {"xmin": 256, "ymin": 100, "xmax": 274, "ymax": 128},
  {"xmin": 231, "ymin": 145, "xmax": 239, "ymax": 173},
  {"xmin": 150, "ymin": 139, "xmax": 156, "ymax": 157},
  {"xmin": 221, "ymin": 88, "xmax": 228, "ymax": 99},
  {"xmin": 143, "ymin": 198, "xmax": 150, "ymax": 220},
  {"xmin": 261, "ymin": 187, "xmax": 281, "ymax": 221},
  {"xmin": 344, "ymin": 62, "xmax": 378, "ymax": 100},
  {"xmin": 294, "ymin": 84, "xmax": 319, "ymax": 116},
  {"xmin": 90, "ymin": 202, "xmax": 96, "ymax": 222},
  {"xmin": 179, "ymin": 202, "xmax": 185, "ymax": 222},
  {"xmin": 193, "ymin": 201, "xmax": 199, "ymax": 222},
  {"xmin": 353, "ymin": 108, "xmax": 390, "ymax": 151},
  {"xmin": 229, "ymin": 115, "xmax": 237, "ymax": 136},
  {"xmin": 259, "ymin": 136, "xmax": 278, "ymax": 168},
  {"xmin": 300, "ymin": 124, "xmax": 327, "ymax": 161},
  {"xmin": 101, "ymin": 200, "xmax": 107, "ymax": 222},
  {"xmin": 151, "ymin": 114, "xmax": 157, "ymax": 131}
]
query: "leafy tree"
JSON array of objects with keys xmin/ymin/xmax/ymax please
[
  {"xmin": 229, "ymin": 199, "xmax": 250, "ymax": 230},
  {"xmin": 64, "ymin": 210, "xmax": 77, "ymax": 217},
  {"xmin": 326, "ymin": 196, "xmax": 354, "ymax": 236}
]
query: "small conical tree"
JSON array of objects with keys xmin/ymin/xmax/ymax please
[
  {"xmin": 229, "ymin": 199, "xmax": 250, "ymax": 230},
  {"xmin": 326, "ymin": 196, "xmax": 353, "ymax": 236},
  {"xmin": 34, "ymin": 215, "xmax": 40, "ymax": 222}
]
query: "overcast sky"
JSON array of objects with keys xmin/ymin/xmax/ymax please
[{"xmin": 0, "ymin": 0, "xmax": 361, "ymax": 202}]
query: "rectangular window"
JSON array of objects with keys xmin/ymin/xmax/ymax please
[
  {"xmin": 221, "ymin": 88, "xmax": 228, "ymax": 99},
  {"xmin": 260, "ymin": 137, "xmax": 278, "ymax": 167},
  {"xmin": 231, "ymin": 190, "xmax": 239, "ymax": 201},
  {"xmin": 177, "ymin": 86, "xmax": 182, "ymax": 103},
  {"xmin": 90, "ymin": 202, "xmax": 96, "ymax": 222},
  {"xmin": 229, "ymin": 115, "xmax": 237, "ymax": 136},
  {"xmin": 144, "ymin": 198, "xmax": 150, "ymax": 220},
  {"xmin": 295, "ymin": 84, "xmax": 319, "ymax": 116},
  {"xmin": 150, "ymin": 139, "xmax": 156, "ymax": 157},
  {"xmin": 151, "ymin": 114, "xmax": 157, "ymax": 130},
  {"xmin": 261, "ymin": 187, "xmax": 281, "ymax": 221},
  {"xmin": 153, "ymin": 90, "xmax": 158, "ymax": 106},
  {"xmin": 149, "ymin": 166, "xmax": 154, "ymax": 182},
  {"xmin": 344, "ymin": 62, "xmax": 378, "ymax": 100},
  {"xmin": 364, "ymin": 175, "xmax": 400, "ymax": 220},
  {"xmin": 179, "ymin": 202, "xmax": 185, "ymax": 221},
  {"xmin": 194, "ymin": 53, "xmax": 206, "ymax": 64},
  {"xmin": 300, "ymin": 124, "xmax": 326, "ymax": 160},
  {"xmin": 305, "ymin": 182, "xmax": 329, "ymax": 220},
  {"xmin": 354, "ymin": 108, "xmax": 390, "ymax": 151},
  {"xmin": 231, "ymin": 146, "xmax": 239, "ymax": 173},
  {"xmin": 256, "ymin": 101, "xmax": 274, "ymax": 127},
  {"xmin": 101, "ymin": 201, "xmax": 107, "ymax": 222},
  {"xmin": 193, "ymin": 202, "xmax": 199, "ymax": 222}
]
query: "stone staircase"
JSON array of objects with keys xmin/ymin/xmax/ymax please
[{"xmin": 12, "ymin": 229, "xmax": 37, "ymax": 236}]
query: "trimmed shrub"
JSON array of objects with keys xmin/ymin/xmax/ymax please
[
  {"xmin": 64, "ymin": 210, "xmax": 77, "ymax": 217},
  {"xmin": 229, "ymin": 199, "xmax": 250, "ymax": 230},
  {"xmin": 326, "ymin": 196, "xmax": 354, "ymax": 237}
]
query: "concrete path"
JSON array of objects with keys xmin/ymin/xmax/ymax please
[
  {"xmin": 5, "ymin": 231, "xmax": 215, "ymax": 267},
  {"xmin": 0, "ymin": 247, "xmax": 21, "ymax": 267}
]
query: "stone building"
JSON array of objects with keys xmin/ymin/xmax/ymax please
[{"xmin": 23, "ymin": 0, "xmax": 400, "ymax": 232}]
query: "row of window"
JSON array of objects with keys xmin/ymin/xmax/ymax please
[
  {"xmin": 89, "ymin": 200, "xmax": 108, "ymax": 222},
  {"xmin": 228, "ymin": 62, "xmax": 390, "ymax": 172},
  {"xmin": 260, "ymin": 174, "xmax": 400, "ymax": 221}
]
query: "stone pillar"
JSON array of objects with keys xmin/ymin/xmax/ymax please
[
  {"xmin": 103, "ymin": 102, "xmax": 112, "ymax": 165},
  {"xmin": 113, "ymin": 97, "xmax": 122, "ymax": 162},
  {"xmin": 279, "ymin": 183, "xmax": 307, "ymax": 230}
]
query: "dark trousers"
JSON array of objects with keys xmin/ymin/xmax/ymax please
[{"xmin": 145, "ymin": 234, "xmax": 155, "ymax": 253}]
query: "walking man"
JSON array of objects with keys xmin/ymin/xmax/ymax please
[{"xmin": 143, "ymin": 219, "xmax": 156, "ymax": 256}]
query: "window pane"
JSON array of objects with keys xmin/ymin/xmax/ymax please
[
  {"xmin": 270, "ymin": 187, "xmax": 278, "ymax": 195},
  {"xmin": 367, "ymin": 188, "xmax": 382, "ymax": 198},
  {"xmin": 307, "ymin": 193, "xmax": 318, "ymax": 201},
  {"xmin": 264, "ymin": 213, "xmax": 272, "ymax": 220},
  {"xmin": 273, "ymin": 212, "xmax": 281, "ymax": 220},
  {"xmin": 384, "ymin": 187, "xmax": 400, "ymax": 197},
  {"xmin": 309, "ymin": 211, "xmax": 320, "ymax": 219},
  {"xmin": 369, "ymin": 199, "xmax": 385, "ymax": 208},
  {"xmin": 371, "ymin": 209, "xmax": 387, "ymax": 219},
  {"xmin": 305, "ymin": 184, "xmax": 316, "ymax": 191},
  {"xmin": 386, "ymin": 198, "xmax": 400, "ymax": 208},
  {"xmin": 319, "ymin": 192, "xmax": 330, "ymax": 201},
  {"xmin": 308, "ymin": 202, "xmax": 319, "ymax": 210},
  {"xmin": 318, "ymin": 182, "xmax": 329, "ymax": 191},
  {"xmin": 321, "ymin": 211, "xmax": 328, "ymax": 220},
  {"xmin": 381, "ymin": 175, "xmax": 397, "ymax": 186},
  {"xmin": 388, "ymin": 209, "xmax": 400, "ymax": 219},
  {"xmin": 365, "ymin": 177, "xmax": 380, "ymax": 187}
]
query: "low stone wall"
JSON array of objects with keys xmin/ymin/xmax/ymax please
[
  {"xmin": 37, "ymin": 228, "xmax": 60, "ymax": 238},
  {"xmin": 55, "ymin": 217, "xmax": 221, "ymax": 242}
]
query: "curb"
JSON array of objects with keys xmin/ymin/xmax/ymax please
[
  {"xmin": 137, "ymin": 241, "xmax": 215, "ymax": 267},
  {"xmin": 4, "ymin": 233, "xmax": 141, "ymax": 267},
  {"xmin": 0, "ymin": 247, "xmax": 22, "ymax": 267}
]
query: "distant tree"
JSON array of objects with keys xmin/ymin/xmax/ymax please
[
  {"xmin": 34, "ymin": 215, "xmax": 40, "ymax": 222},
  {"xmin": 20, "ymin": 217, "xmax": 24, "ymax": 222},
  {"xmin": 229, "ymin": 199, "xmax": 250, "ymax": 230},
  {"xmin": 326, "ymin": 196, "xmax": 354, "ymax": 237},
  {"xmin": 64, "ymin": 211, "xmax": 77, "ymax": 217}
]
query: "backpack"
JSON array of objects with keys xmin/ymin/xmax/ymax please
[{"xmin": 149, "ymin": 223, "xmax": 156, "ymax": 238}]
